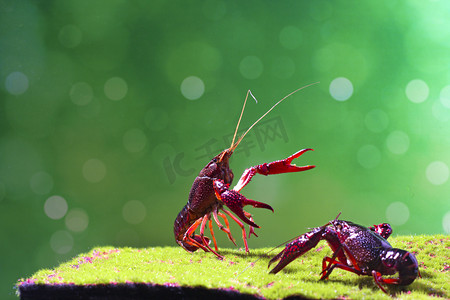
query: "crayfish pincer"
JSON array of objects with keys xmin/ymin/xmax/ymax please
[
  {"xmin": 268, "ymin": 215, "xmax": 420, "ymax": 294},
  {"xmin": 173, "ymin": 84, "xmax": 318, "ymax": 258}
]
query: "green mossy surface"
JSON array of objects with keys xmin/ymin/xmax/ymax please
[{"xmin": 18, "ymin": 235, "xmax": 449, "ymax": 299}]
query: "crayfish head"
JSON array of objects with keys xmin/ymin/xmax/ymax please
[{"xmin": 203, "ymin": 149, "xmax": 233, "ymax": 184}]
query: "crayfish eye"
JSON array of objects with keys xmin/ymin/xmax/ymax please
[{"xmin": 334, "ymin": 223, "xmax": 342, "ymax": 231}]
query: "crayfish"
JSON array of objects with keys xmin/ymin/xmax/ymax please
[
  {"xmin": 174, "ymin": 83, "xmax": 318, "ymax": 258},
  {"xmin": 268, "ymin": 214, "xmax": 420, "ymax": 293}
]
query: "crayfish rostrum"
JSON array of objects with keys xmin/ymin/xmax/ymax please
[
  {"xmin": 268, "ymin": 214, "xmax": 420, "ymax": 293},
  {"xmin": 173, "ymin": 84, "xmax": 318, "ymax": 258}
]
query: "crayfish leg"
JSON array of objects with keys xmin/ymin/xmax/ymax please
[
  {"xmin": 222, "ymin": 208, "xmax": 249, "ymax": 252},
  {"xmin": 199, "ymin": 215, "xmax": 223, "ymax": 259},
  {"xmin": 208, "ymin": 218, "xmax": 218, "ymax": 252},
  {"xmin": 183, "ymin": 218, "xmax": 210, "ymax": 252},
  {"xmin": 212, "ymin": 210, "xmax": 237, "ymax": 246},
  {"xmin": 320, "ymin": 256, "xmax": 363, "ymax": 281},
  {"xmin": 183, "ymin": 215, "xmax": 223, "ymax": 259},
  {"xmin": 371, "ymin": 271, "xmax": 391, "ymax": 294},
  {"xmin": 244, "ymin": 211, "xmax": 258, "ymax": 237}
]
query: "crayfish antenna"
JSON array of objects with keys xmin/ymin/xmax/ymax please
[
  {"xmin": 334, "ymin": 212, "xmax": 342, "ymax": 221},
  {"xmin": 230, "ymin": 82, "xmax": 320, "ymax": 154},
  {"xmin": 230, "ymin": 90, "xmax": 258, "ymax": 149},
  {"xmin": 220, "ymin": 90, "xmax": 258, "ymax": 162}
]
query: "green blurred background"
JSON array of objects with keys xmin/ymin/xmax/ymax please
[{"xmin": 1, "ymin": 0, "xmax": 450, "ymax": 298}]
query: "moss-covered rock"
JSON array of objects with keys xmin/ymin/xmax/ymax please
[{"xmin": 17, "ymin": 235, "xmax": 449, "ymax": 299}]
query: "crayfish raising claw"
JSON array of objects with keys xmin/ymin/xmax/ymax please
[
  {"xmin": 268, "ymin": 215, "xmax": 420, "ymax": 293},
  {"xmin": 174, "ymin": 84, "xmax": 318, "ymax": 258}
]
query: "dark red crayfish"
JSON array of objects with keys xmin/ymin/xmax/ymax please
[
  {"xmin": 268, "ymin": 215, "xmax": 420, "ymax": 293},
  {"xmin": 174, "ymin": 84, "xmax": 318, "ymax": 258}
]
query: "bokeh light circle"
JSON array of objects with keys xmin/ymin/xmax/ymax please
[
  {"xmin": 65, "ymin": 209, "xmax": 89, "ymax": 232},
  {"xmin": 239, "ymin": 56, "xmax": 263, "ymax": 79},
  {"xmin": 58, "ymin": 25, "xmax": 82, "ymax": 48},
  {"xmin": 386, "ymin": 131, "xmax": 410, "ymax": 155},
  {"xmin": 180, "ymin": 76, "xmax": 205, "ymax": 100},
  {"xmin": 329, "ymin": 77, "xmax": 353, "ymax": 101},
  {"xmin": 439, "ymin": 85, "xmax": 450, "ymax": 108},
  {"xmin": 50, "ymin": 230, "xmax": 74, "ymax": 254},
  {"xmin": 104, "ymin": 77, "xmax": 128, "ymax": 101},
  {"xmin": 443, "ymin": 211, "xmax": 450, "ymax": 234},
  {"xmin": 357, "ymin": 145, "xmax": 381, "ymax": 169},
  {"xmin": 364, "ymin": 109, "xmax": 389, "ymax": 133},
  {"xmin": 431, "ymin": 100, "xmax": 450, "ymax": 122},
  {"xmin": 425, "ymin": 161, "xmax": 449, "ymax": 185},
  {"xmin": 5, "ymin": 71, "xmax": 29, "ymax": 95},
  {"xmin": 82, "ymin": 159, "xmax": 106, "ymax": 183},
  {"xmin": 122, "ymin": 200, "xmax": 147, "ymax": 224},
  {"xmin": 405, "ymin": 79, "xmax": 429, "ymax": 103},
  {"xmin": 30, "ymin": 171, "xmax": 54, "ymax": 195},
  {"xmin": 70, "ymin": 82, "xmax": 93, "ymax": 106},
  {"xmin": 386, "ymin": 202, "xmax": 410, "ymax": 226},
  {"xmin": 279, "ymin": 26, "xmax": 303, "ymax": 50},
  {"xmin": 44, "ymin": 195, "xmax": 68, "ymax": 220},
  {"xmin": 123, "ymin": 128, "xmax": 147, "ymax": 153}
]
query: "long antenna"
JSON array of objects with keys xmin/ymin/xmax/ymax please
[
  {"xmin": 230, "ymin": 90, "xmax": 258, "ymax": 148},
  {"xmin": 231, "ymin": 81, "xmax": 319, "ymax": 153}
]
